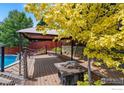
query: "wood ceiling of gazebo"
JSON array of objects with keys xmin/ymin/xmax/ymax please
[
  {"xmin": 17, "ymin": 27, "xmax": 71, "ymax": 41},
  {"xmin": 17, "ymin": 27, "xmax": 58, "ymax": 41},
  {"xmin": 22, "ymin": 33, "xmax": 57, "ymax": 41}
]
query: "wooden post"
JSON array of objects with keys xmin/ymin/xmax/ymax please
[
  {"xmin": 23, "ymin": 49, "xmax": 28, "ymax": 79},
  {"xmin": 19, "ymin": 33, "xmax": 23, "ymax": 75},
  {"xmin": 45, "ymin": 45, "xmax": 47, "ymax": 54},
  {"xmin": 55, "ymin": 41, "xmax": 57, "ymax": 54},
  {"xmin": 60, "ymin": 42, "xmax": 62, "ymax": 55},
  {"xmin": 71, "ymin": 40, "xmax": 74, "ymax": 60},
  {"xmin": 1, "ymin": 47, "xmax": 4, "ymax": 72},
  {"xmin": 88, "ymin": 58, "xmax": 92, "ymax": 85}
]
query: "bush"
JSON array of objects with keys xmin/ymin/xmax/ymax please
[
  {"xmin": 77, "ymin": 73, "xmax": 104, "ymax": 85},
  {"xmin": 52, "ymin": 47, "xmax": 62, "ymax": 53},
  {"xmin": 92, "ymin": 61, "xmax": 102, "ymax": 67}
]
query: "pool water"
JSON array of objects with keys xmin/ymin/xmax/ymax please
[{"xmin": 0, "ymin": 55, "xmax": 17, "ymax": 68}]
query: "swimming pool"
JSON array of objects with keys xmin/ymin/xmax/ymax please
[{"xmin": 0, "ymin": 55, "xmax": 18, "ymax": 68}]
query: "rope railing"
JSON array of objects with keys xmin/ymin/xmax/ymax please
[
  {"xmin": 21, "ymin": 48, "xmax": 28, "ymax": 79},
  {"xmin": 19, "ymin": 47, "xmax": 47, "ymax": 79}
]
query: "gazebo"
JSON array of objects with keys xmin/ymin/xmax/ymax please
[
  {"xmin": 18, "ymin": 27, "xmax": 74, "ymax": 59},
  {"xmin": 0, "ymin": 43, "xmax": 5, "ymax": 72},
  {"xmin": 17, "ymin": 27, "xmax": 74, "ymax": 78}
]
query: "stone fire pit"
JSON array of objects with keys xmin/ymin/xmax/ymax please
[{"xmin": 54, "ymin": 61, "xmax": 86, "ymax": 85}]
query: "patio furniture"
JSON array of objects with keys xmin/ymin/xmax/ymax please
[{"xmin": 54, "ymin": 61, "xmax": 86, "ymax": 85}]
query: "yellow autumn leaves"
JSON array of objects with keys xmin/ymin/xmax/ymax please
[{"xmin": 25, "ymin": 3, "xmax": 124, "ymax": 72}]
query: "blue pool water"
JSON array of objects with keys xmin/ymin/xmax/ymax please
[{"xmin": 0, "ymin": 55, "xmax": 17, "ymax": 68}]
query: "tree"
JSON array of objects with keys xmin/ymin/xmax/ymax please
[
  {"xmin": 37, "ymin": 18, "xmax": 46, "ymax": 26},
  {"xmin": 0, "ymin": 10, "xmax": 33, "ymax": 47},
  {"xmin": 25, "ymin": 3, "xmax": 124, "ymax": 83}
]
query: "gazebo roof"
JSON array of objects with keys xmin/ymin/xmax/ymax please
[
  {"xmin": 17, "ymin": 27, "xmax": 58, "ymax": 36},
  {"xmin": 17, "ymin": 27, "xmax": 59, "ymax": 41},
  {"xmin": 17, "ymin": 27, "xmax": 71, "ymax": 41}
]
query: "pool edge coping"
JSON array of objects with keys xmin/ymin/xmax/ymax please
[{"xmin": 4, "ymin": 60, "xmax": 19, "ymax": 69}]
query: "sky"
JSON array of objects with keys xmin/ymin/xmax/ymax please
[{"xmin": 0, "ymin": 3, "xmax": 37, "ymax": 27}]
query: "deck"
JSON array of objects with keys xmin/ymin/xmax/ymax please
[
  {"xmin": 5, "ymin": 53, "xmax": 124, "ymax": 85},
  {"xmin": 6, "ymin": 54, "xmax": 62, "ymax": 85}
]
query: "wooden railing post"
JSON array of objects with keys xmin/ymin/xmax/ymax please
[
  {"xmin": 23, "ymin": 49, "xmax": 28, "ymax": 79},
  {"xmin": 60, "ymin": 42, "xmax": 62, "ymax": 55},
  {"xmin": 45, "ymin": 45, "xmax": 47, "ymax": 54},
  {"xmin": 70, "ymin": 40, "xmax": 74, "ymax": 60},
  {"xmin": 88, "ymin": 58, "xmax": 92, "ymax": 85},
  {"xmin": 19, "ymin": 33, "xmax": 23, "ymax": 75},
  {"xmin": 55, "ymin": 41, "xmax": 57, "ymax": 54}
]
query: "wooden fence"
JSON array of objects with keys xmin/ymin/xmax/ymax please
[{"xmin": 5, "ymin": 41, "xmax": 61, "ymax": 54}]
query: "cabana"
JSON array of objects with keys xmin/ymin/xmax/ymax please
[
  {"xmin": 18, "ymin": 27, "xmax": 74, "ymax": 59},
  {"xmin": 17, "ymin": 27, "xmax": 74, "ymax": 78}
]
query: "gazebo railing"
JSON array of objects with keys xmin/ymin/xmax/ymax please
[{"xmin": 19, "ymin": 48, "xmax": 28, "ymax": 79}]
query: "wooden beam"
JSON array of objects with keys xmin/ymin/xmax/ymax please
[
  {"xmin": 55, "ymin": 41, "xmax": 57, "ymax": 54},
  {"xmin": 22, "ymin": 33, "xmax": 56, "ymax": 41},
  {"xmin": 71, "ymin": 40, "xmax": 74, "ymax": 60},
  {"xmin": 60, "ymin": 42, "xmax": 62, "ymax": 55},
  {"xmin": 19, "ymin": 33, "xmax": 23, "ymax": 75},
  {"xmin": 88, "ymin": 58, "xmax": 92, "ymax": 85},
  {"xmin": 1, "ymin": 47, "xmax": 4, "ymax": 72},
  {"xmin": 23, "ymin": 50, "xmax": 28, "ymax": 79},
  {"xmin": 45, "ymin": 45, "xmax": 47, "ymax": 54}
]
